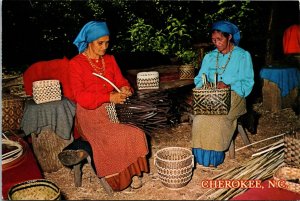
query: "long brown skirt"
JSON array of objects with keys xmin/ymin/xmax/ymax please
[{"xmin": 76, "ymin": 103, "xmax": 149, "ymax": 191}]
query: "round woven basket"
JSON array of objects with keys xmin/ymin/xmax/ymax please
[
  {"xmin": 8, "ymin": 179, "xmax": 61, "ymax": 200},
  {"xmin": 284, "ymin": 132, "xmax": 300, "ymax": 167},
  {"xmin": 154, "ymin": 147, "xmax": 194, "ymax": 189},
  {"xmin": 179, "ymin": 65, "xmax": 195, "ymax": 80},
  {"xmin": 137, "ymin": 71, "xmax": 159, "ymax": 90},
  {"xmin": 273, "ymin": 166, "xmax": 300, "ymax": 194}
]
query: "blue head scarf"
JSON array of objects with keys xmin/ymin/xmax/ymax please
[
  {"xmin": 212, "ymin": 21, "xmax": 240, "ymax": 46},
  {"xmin": 73, "ymin": 21, "xmax": 110, "ymax": 53}
]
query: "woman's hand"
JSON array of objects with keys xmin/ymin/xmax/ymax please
[
  {"xmin": 110, "ymin": 91, "xmax": 128, "ymax": 104},
  {"xmin": 120, "ymin": 86, "xmax": 133, "ymax": 97}
]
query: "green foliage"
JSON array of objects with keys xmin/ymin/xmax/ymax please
[
  {"xmin": 126, "ymin": 16, "xmax": 197, "ymax": 65},
  {"xmin": 176, "ymin": 49, "xmax": 199, "ymax": 67}
]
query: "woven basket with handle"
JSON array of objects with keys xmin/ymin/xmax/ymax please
[{"xmin": 193, "ymin": 73, "xmax": 231, "ymax": 115}]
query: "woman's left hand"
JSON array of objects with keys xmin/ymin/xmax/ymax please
[{"xmin": 120, "ymin": 86, "xmax": 133, "ymax": 97}]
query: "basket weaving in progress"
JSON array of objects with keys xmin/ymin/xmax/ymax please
[
  {"xmin": 193, "ymin": 73, "xmax": 231, "ymax": 115},
  {"xmin": 154, "ymin": 147, "xmax": 194, "ymax": 189},
  {"xmin": 8, "ymin": 179, "xmax": 61, "ymax": 200},
  {"xmin": 137, "ymin": 71, "xmax": 159, "ymax": 90},
  {"xmin": 32, "ymin": 80, "xmax": 62, "ymax": 104},
  {"xmin": 105, "ymin": 90, "xmax": 178, "ymax": 135}
]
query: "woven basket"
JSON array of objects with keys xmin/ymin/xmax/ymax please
[
  {"xmin": 8, "ymin": 179, "xmax": 61, "ymax": 200},
  {"xmin": 2, "ymin": 93, "xmax": 25, "ymax": 132},
  {"xmin": 179, "ymin": 64, "xmax": 195, "ymax": 80},
  {"xmin": 137, "ymin": 71, "xmax": 159, "ymax": 90},
  {"xmin": 32, "ymin": 80, "xmax": 62, "ymax": 104},
  {"xmin": 273, "ymin": 166, "xmax": 300, "ymax": 194},
  {"xmin": 154, "ymin": 147, "xmax": 194, "ymax": 189},
  {"xmin": 284, "ymin": 132, "xmax": 300, "ymax": 167},
  {"xmin": 193, "ymin": 73, "xmax": 231, "ymax": 115},
  {"xmin": 105, "ymin": 103, "xmax": 119, "ymax": 123}
]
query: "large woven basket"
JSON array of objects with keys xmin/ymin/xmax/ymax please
[
  {"xmin": 154, "ymin": 147, "xmax": 194, "ymax": 189},
  {"xmin": 32, "ymin": 80, "xmax": 62, "ymax": 104},
  {"xmin": 2, "ymin": 93, "xmax": 25, "ymax": 132},
  {"xmin": 137, "ymin": 71, "xmax": 159, "ymax": 90},
  {"xmin": 179, "ymin": 64, "xmax": 195, "ymax": 79},
  {"xmin": 284, "ymin": 132, "xmax": 300, "ymax": 167},
  {"xmin": 193, "ymin": 73, "xmax": 231, "ymax": 115},
  {"xmin": 273, "ymin": 166, "xmax": 300, "ymax": 194},
  {"xmin": 8, "ymin": 179, "xmax": 61, "ymax": 200}
]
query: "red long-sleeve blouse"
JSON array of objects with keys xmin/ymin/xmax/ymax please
[{"xmin": 69, "ymin": 54, "xmax": 131, "ymax": 110}]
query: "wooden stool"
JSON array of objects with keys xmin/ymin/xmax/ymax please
[
  {"xmin": 229, "ymin": 122, "xmax": 251, "ymax": 159},
  {"xmin": 59, "ymin": 138, "xmax": 114, "ymax": 196}
]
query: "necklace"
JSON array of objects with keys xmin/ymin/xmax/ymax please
[
  {"xmin": 83, "ymin": 52, "xmax": 105, "ymax": 75},
  {"xmin": 216, "ymin": 46, "xmax": 234, "ymax": 76}
]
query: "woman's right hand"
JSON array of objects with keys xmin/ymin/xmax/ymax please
[{"xmin": 110, "ymin": 91, "xmax": 127, "ymax": 104}]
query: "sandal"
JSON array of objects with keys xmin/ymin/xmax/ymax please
[{"xmin": 130, "ymin": 176, "xmax": 143, "ymax": 189}]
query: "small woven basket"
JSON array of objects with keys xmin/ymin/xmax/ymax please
[
  {"xmin": 273, "ymin": 166, "xmax": 300, "ymax": 194},
  {"xmin": 154, "ymin": 147, "xmax": 194, "ymax": 189},
  {"xmin": 2, "ymin": 93, "xmax": 25, "ymax": 131},
  {"xmin": 193, "ymin": 73, "xmax": 231, "ymax": 115},
  {"xmin": 137, "ymin": 71, "xmax": 159, "ymax": 90},
  {"xmin": 284, "ymin": 132, "xmax": 300, "ymax": 167},
  {"xmin": 8, "ymin": 179, "xmax": 61, "ymax": 200},
  {"xmin": 32, "ymin": 80, "xmax": 62, "ymax": 104},
  {"xmin": 179, "ymin": 64, "xmax": 195, "ymax": 79}
]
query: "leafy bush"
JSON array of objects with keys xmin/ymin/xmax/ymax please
[{"xmin": 126, "ymin": 16, "xmax": 198, "ymax": 66}]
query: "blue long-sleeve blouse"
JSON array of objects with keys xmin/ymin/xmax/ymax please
[{"xmin": 194, "ymin": 46, "xmax": 254, "ymax": 98}]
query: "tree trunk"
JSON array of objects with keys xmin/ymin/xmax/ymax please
[{"xmin": 265, "ymin": 4, "xmax": 275, "ymax": 65}]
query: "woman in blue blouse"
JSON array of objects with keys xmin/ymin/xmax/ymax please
[{"xmin": 192, "ymin": 21, "xmax": 254, "ymax": 167}]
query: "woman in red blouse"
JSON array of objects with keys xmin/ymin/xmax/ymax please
[{"xmin": 69, "ymin": 21, "xmax": 149, "ymax": 191}]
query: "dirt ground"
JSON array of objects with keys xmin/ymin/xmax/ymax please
[{"xmin": 44, "ymin": 103, "xmax": 300, "ymax": 200}]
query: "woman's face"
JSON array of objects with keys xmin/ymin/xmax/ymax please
[
  {"xmin": 211, "ymin": 31, "xmax": 232, "ymax": 54},
  {"xmin": 89, "ymin": 35, "xmax": 110, "ymax": 56}
]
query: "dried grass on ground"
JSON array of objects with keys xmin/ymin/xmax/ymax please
[{"xmin": 44, "ymin": 103, "xmax": 300, "ymax": 200}]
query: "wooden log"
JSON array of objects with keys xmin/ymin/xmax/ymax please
[{"xmin": 31, "ymin": 128, "xmax": 73, "ymax": 173}]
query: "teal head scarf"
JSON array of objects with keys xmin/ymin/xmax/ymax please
[
  {"xmin": 212, "ymin": 21, "xmax": 240, "ymax": 46},
  {"xmin": 73, "ymin": 21, "xmax": 110, "ymax": 53}
]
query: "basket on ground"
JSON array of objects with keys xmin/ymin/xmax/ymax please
[
  {"xmin": 284, "ymin": 132, "xmax": 300, "ymax": 167},
  {"xmin": 273, "ymin": 166, "xmax": 300, "ymax": 194},
  {"xmin": 154, "ymin": 147, "xmax": 194, "ymax": 189},
  {"xmin": 8, "ymin": 179, "xmax": 61, "ymax": 200}
]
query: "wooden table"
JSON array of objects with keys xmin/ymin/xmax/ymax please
[{"xmin": 126, "ymin": 65, "xmax": 194, "ymax": 91}]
